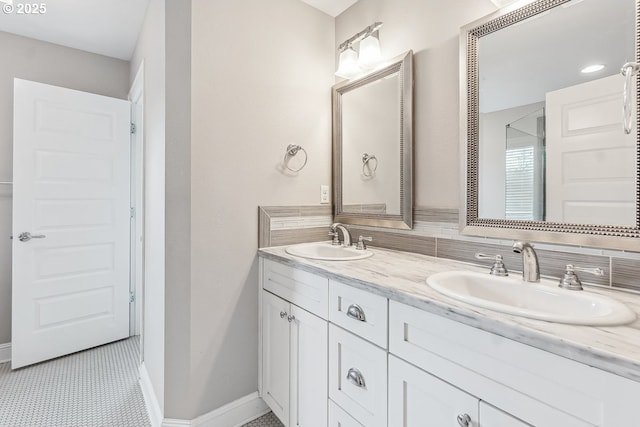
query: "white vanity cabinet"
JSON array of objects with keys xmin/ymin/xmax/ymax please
[
  {"xmin": 389, "ymin": 354, "xmax": 531, "ymax": 427},
  {"xmin": 260, "ymin": 259, "xmax": 328, "ymax": 427},
  {"xmin": 259, "ymin": 255, "xmax": 640, "ymax": 427},
  {"xmin": 389, "ymin": 300, "xmax": 639, "ymax": 426}
]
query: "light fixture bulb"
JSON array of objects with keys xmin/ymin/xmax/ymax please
[
  {"xmin": 335, "ymin": 46, "xmax": 361, "ymax": 79},
  {"xmin": 581, "ymin": 64, "xmax": 605, "ymax": 74},
  {"xmin": 358, "ymin": 34, "xmax": 381, "ymax": 69}
]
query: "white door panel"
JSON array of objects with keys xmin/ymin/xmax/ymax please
[
  {"xmin": 546, "ymin": 74, "xmax": 636, "ymax": 225},
  {"xmin": 12, "ymin": 78, "xmax": 130, "ymax": 369}
]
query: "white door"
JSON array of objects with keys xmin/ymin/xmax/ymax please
[
  {"xmin": 388, "ymin": 355, "xmax": 478, "ymax": 426},
  {"xmin": 546, "ymin": 74, "xmax": 636, "ymax": 225},
  {"xmin": 12, "ymin": 79, "xmax": 131, "ymax": 369},
  {"xmin": 289, "ymin": 304, "xmax": 327, "ymax": 427},
  {"xmin": 262, "ymin": 290, "xmax": 291, "ymax": 426}
]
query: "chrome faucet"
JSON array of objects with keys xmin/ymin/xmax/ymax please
[
  {"xmin": 512, "ymin": 241, "xmax": 540, "ymax": 282},
  {"xmin": 330, "ymin": 223, "xmax": 352, "ymax": 247}
]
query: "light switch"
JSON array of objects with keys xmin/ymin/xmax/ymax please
[{"xmin": 320, "ymin": 185, "xmax": 330, "ymax": 204}]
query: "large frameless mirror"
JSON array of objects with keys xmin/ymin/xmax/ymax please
[
  {"xmin": 461, "ymin": 0, "xmax": 640, "ymax": 250},
  {"xmin": 333, "ymin": 50, "xmax": 413, "ymax": 229}
]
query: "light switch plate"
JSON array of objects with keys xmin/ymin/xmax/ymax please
[{"xmin": 320, "ymin": 185, "xmax": 330, "ymax": 204}]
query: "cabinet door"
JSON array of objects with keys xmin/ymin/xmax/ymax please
[
  {"xmin": 290, "ymin": 305, "xmax": 328, "ymax": 427},
  {"xmin": 389, "ymin": 355, "xmax": 478, "ymax": 427},
  {"xmin": 480, "ymin": 402, "xmax": 532, "ymax": 427},
  {"xmin": 262, "ymin": 291, "xmax": 291, "ymax": 426}
]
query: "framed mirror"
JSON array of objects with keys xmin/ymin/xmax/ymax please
[
  {"xmin": 461, "ymin": 0, "xmax": 640, "ymax": 250},
  {"xmin": 333, "ymin": 50, "xmax": 413, "ymax": 229}
]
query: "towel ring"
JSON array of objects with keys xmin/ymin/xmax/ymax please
[
  {"xmin": 283, "ymin": 144, "xmax": 308, "ymax": 172},
  {"xmin": 362, "ymin": 153, "xmax": 378, "ymax": 177},
  {"xmin": 621, "ymin": 62, "xmax": 640, "ymax": 134}
]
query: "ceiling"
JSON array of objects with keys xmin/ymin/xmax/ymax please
[
  {"xmin": 0, "ymin": 0, "xmax": 150, "ymax": 60},
  {"xmin": 480, "ymin": 0, "xmax": 634, "ymax": 113},
  {"xmin": 0, "ymin": 0, "xmax": 355, "ymax": 61},
  {"xmin": 300, "ymin": 0, "xmax": 358, "ymax": 17}
]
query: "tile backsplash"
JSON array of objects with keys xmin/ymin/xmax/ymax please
[{"xmin": 258, "ymin": 205, "xmax": 640, "ymax": 293}]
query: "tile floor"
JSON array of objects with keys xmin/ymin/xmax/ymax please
[
  {"xmin": 0, "ymin": 337, "xmax": 284, "ymax": 427},
  {"xmin": 242, "ymin": 411, "xmax": 284, "ymax": 427},
  {"xmin": 0, "ymin": 337, "xmax": 150, "ymax": 427}
]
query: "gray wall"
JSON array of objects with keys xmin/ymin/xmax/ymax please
[
  {"xmin": 129, "ymin": 0, "xmax": 334, "ymax": 419},
  {"xmin": 188, "ymin": 0, "xmax": 334, "ymax": 418},
  {"xmin": 129, "ymin": 0, "xmax": 167, "ymax": 413},
  {"xmin": 336, "ymin": 0, "xmax": 496, "ymax": 209},
  {"xmin": 0, "ymin": 31, "xmax": 130, "ymax": 345}
]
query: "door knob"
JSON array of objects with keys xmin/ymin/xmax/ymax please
[{"xmin": 18, "ymin": 232, "xmax": 46, "ymax": 242}]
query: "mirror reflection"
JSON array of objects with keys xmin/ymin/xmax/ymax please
[
  {"xmin": 477, "ymin": 0, "xmax": 637, "ymax": 226},
  {"xmin": 342, "ymin": 71, "xmax": 401, "ymax": 215},
  {"xmin": 333, "ymin": 50, "xmax": 413, "ymax": 229}
]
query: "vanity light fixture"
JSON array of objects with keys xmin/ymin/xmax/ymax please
[
  {"xmin": 335, "ymin": 45, "xmax": 361, "ymax": 79},
  {"xmin": 335, "ymin": 22, "xmax": 383, "ymax": 78},
  {"xmin": 358, "ymin": 32, "xmax": 382, "ymax": 69},
  {"xmin": 581, "ymin": 64, "xmax": 605, "ymax": 73}
]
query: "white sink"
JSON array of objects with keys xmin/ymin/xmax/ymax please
[
  {"xmin": 427, "ymin": 271, "xmax": 636, "ymax": 326},
  {"xmin": 285, "ymin": 241, "xmax": 373, "ymax": 261}
]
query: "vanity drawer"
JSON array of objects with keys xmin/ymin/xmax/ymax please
[
  {"xmin": 329, "ymin": 280, "xmax": 388, "ymax": 348},
  {"xmin": 329, "ymin": 324, "xmax": 387, "ymax": 427},
  {"xmin": 328, "ymin": 399, "xmax": 363, "ymax": 427},
  {"xmin": 262, "ymin": 258, "xmax": 328, "ymax": 319},
  {"xmin": 388, "ymin": 300, "xmax": 628, "ymax": 426}
]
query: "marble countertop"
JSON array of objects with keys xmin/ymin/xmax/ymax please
[{"xmin": 259, "ymin": 245, "xmax": 640, "ymax": 383}]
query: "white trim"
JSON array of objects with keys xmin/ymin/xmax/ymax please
[
  {"xmin": 162, "ymin": 392, "xmax": 269, "ymax": 427},
  {"xmin": 140, "ymin": 362, "xmax": 163, "ymax": 427},
  {"xmin": 0, "ymin": 342, "xmax": 11, "ymax": 363},
  {"xmin": 128, "ymin": 61, "xmax": 145, "ymax": 355}
]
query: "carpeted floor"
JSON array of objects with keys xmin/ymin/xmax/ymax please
[{"xmin": 0, "ymin": 337, "xmax": 150, "ymax": 427}]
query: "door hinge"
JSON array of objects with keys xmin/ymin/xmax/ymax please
[
  {"xmin": 130, "ymin": 207, "xmax": 135, "ymax": 219},
  {"xmin": 130, "ymin": 292, "xmax": 135, "ymax": 303},
  {"xmin": 130, "ymin": 123, "xmax": 136, "ymax": 134}
]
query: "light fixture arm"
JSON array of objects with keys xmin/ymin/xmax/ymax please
[{"xmin": 337, "ymin": 22, "xmax": 383, "ymax": 52}]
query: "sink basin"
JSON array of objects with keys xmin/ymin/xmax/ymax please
[
  {"xmin": 427, "ymin": 271, "xmax": 636, "ymax": 326},
  {"xmin": 285, "ymin": 241, "xmax": 373, "ymax": 261}
]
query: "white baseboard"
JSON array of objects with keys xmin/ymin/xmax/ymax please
[
  {"xmin": 163, "ymin": 392, "xmax": 269, "ymax": 427},
  {"xmin": 0, "ymin": 342, "xmax": 11, "ymax": 364},
  {"xmin": 140, "ymin": 362, "xmax": 163, "ymax": 427}
]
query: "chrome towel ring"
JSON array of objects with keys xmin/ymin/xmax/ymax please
[
  {"xmin": 362, "ymin": 153, "xmax": 378, "ymax": 177},
  {"xmin": 283, "ymin": 144, "xmax": 308, "ymax": 172},
  {"xmin": 621, "ymin": 62, "xmax": 640, "ymax": 135}
]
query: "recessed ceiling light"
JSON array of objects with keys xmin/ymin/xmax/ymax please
[
  {"xmin": 581, "ymin": 64, "xmax": 605, "ymax": 74},
  {"xmin": 489, "ymin": 0, "xmax": 518, "ymax": 7}
]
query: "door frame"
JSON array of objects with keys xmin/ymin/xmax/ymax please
[{"xmin": 129, "ymin": 62, "xmax": 145, "ymax": 362}]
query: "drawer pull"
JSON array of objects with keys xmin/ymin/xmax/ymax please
[
  {"xmin": 346, "ymin": 304, "xmax": 366, "ymax": 322},
  {"xmin": 346, "ymin": 368, "xmax": 366, "ymax": 388},
  {"xmin": 280, "ymin": 311, "xmax": 287, "ymax": 319},
  {"xmin": 287, "ymin": 314, "xmax": 296, "ymax": 323},
  {"xmin": 457, "ymin": 413, "xmax": 472, "ymax": 426}
]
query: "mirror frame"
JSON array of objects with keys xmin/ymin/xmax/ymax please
[
  {"xmin": 333, "ymin": 50, "xmax": 414, "ymax": 229},
  {"xmin": 460, "ymin": 0, "xmax": 640, "ymax": 251}
]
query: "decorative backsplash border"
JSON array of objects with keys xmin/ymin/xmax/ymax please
[{"xmin": 258, "ymin": 205, "xmax": 640, "ymax": 292}]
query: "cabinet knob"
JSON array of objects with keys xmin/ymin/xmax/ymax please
[
  {"xmin": 280, "ymin": 311, "xmax": 287, "ymax": 319},
  {"xmin": 457, "ymin": 413, "xmax": 472, "ymax": 426},
  {"xmin": 346, "ymin": 367, "xmax": 366, "ymax": 388},
  {"xmin": 346, "ymin": 304, "xmax": 366, "ymax": 322},
  {"xmin": 287, "ymin": 315, "xmax": 296, "ymax": 323}
]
